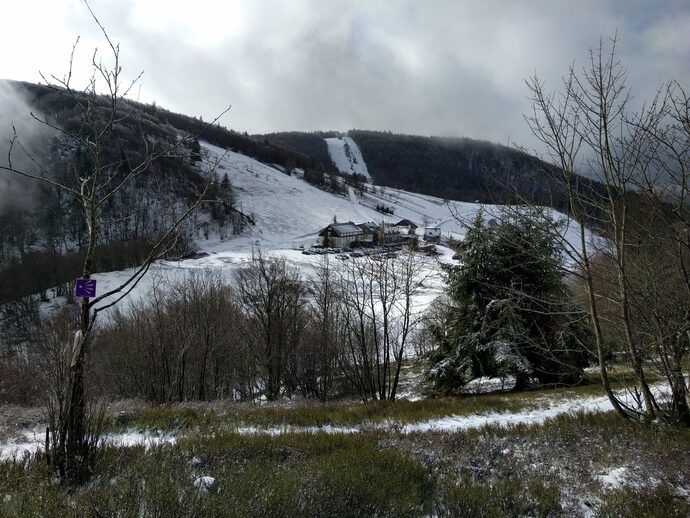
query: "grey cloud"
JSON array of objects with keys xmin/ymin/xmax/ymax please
[{"xmin": 21, "ymin": 0, "xmax": 690, "ymax": 154}]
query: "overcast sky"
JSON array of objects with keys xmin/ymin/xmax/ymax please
[{"xmin": 2, "ymin": 0, "xmax": 689, "ymax": 151}]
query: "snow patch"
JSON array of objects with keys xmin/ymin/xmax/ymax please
[
  {"xmin": 194, "ymin": 476, "xmax": 216, "ymax": 491},
  {"xmin": 234, "ymin": 424, "xmax": 361, "ymax": 436},
  {"xmin": 0, "ymin": 429, "xmax": 176, "ymax": 461},
  {"xmin": 325, "ymin": 136, "xmax": 371, "ymax": 181},
  {"xmin": 0, "ymin": 382, "xmax": 677, "ymax": 458},
  {"xmin": 597, "ymin": 467, "xmax": 629, "ymax": 489}
]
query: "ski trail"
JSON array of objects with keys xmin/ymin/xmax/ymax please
[{"xmin": 348, "ymin": 186, "xmax": 370, "ymax": 221}]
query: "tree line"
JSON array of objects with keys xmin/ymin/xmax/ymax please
[{"xmin": 0, "ymin": 250, "xmax": 429, "ymax": 405}]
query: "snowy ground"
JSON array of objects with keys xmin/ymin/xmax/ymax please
[
  {"xmin": 0, "ymin": 381, "xmax": 671, "ymax": 460},
  {"xmin": 325, "ymin": 135, "xmax": 371, "ymax": 181}
]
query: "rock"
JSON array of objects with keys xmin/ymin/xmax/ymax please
[{"xmin": 194, "ymin": 476, "xmax": 215, "ymax": 492}]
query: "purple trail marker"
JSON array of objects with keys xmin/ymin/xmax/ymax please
[{"xmin": 75, "ymin": 278, "xmax": 97, "ymax": 298}]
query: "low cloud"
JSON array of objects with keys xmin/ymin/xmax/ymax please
[
  {"xmin": 0, "ymin": 82, "xmax": 55, "ymax": 212},
  {"xmin": 1, "ymin": 0, "xmax": 689, "ymax": 156}
]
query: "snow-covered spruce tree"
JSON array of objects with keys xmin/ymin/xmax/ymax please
[{"xmin": 426, "ymin": 210, "xmax": 591, "ymax": 393}]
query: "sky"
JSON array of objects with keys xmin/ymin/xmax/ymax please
[{"xmin": 1, "ymin": 0, "xmax": 690, "ymax": 152}]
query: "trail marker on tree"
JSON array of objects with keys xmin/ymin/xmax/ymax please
[{"xmin": 75, "ymin": 278, "xmax": 97, "ymax": 298}]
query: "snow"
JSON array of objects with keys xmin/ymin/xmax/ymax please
[
  {"xmin": 0, "ymin": 434, "xmax": 43, "ymax": 461},
  {"xmin": 194, "ymin": 476, "xmax": 216, "ymax": 491},
  {"xmin": 325, "ymin": 135, "xmax": 371, "ymax": 180},
  {"xmin": 33, "ymin": 141, "xmax": 587, "ymax": 325},
  {"xmin": 0, "ymin": 430, "xmax": 176, "ymax": 461},
  {"xmin": 597, "ymin": 467, "xmax": 629, "ymax": 489},
  {"xmin": 0, "ymin": 382, "xmax": 676, "ymax": 461},
  {"xmin": 234, "ymin": 424, "xmax": 362, "ymax": 436},
  {"xmin": 1, "ymin": 390, "xmax": 615, "ymax": 459},
  {"xmin": 201, "ymin": 142, "xmax": 381, "ymax": 250},
  {"xmin": 228, "ymin": 381, "xmax": 675, "ymax": 436},
  {"xmin": 463, "ymin": 376, "xmax": 514, "ymax": 393},
  {"xmin": 347, "ymin": 186, "xmax": 370, "ymax": 221},
  {"xmin": 400, "ymin": 394, "xmax": 613, "ymax": 433},
  {"xmin": 107, "ymin": 431, "xmax": 177, "ymax": 449},
  {"xmin": 81, "ymin": 246, "xmax": 447, "ymax": 326}
]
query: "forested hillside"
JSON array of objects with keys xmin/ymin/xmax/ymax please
[
  {"xmin": 0, "ymin": 80, "xmax": 337, "ymax": 303},
  {"xmin": 349, "ymin": 130, "xmax": 572, "ymax": 207},
  {"xmin": 257, "ymin": 131, "xmax": 338, "ymax": 172},
  {"xmin": 259, "ymin": 129, "xmax": 604, "ymax": 213}
]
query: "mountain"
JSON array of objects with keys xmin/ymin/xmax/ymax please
[
  {"xmin": 53, "ymin": 141, "xmax": 586, "ymax": 322},
  {"xmin": 0, "ymin": 81, "xmax": 339, "ymax": 302},
  {"xmin": 259, "ymin": 130, "xmax": 603, "ymax": 213},
  {"xmin": 0, "ymin": 80, "xmax": 588, "ymax": 305}
]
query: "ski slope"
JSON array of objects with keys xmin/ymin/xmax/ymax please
[
  {"xmin": 202, "ymin": 142, "xmax": 584, "ymax": 251},
  {"xmin": 325, "ymin": 136, "xmax": 371, "ymax": 180},
  {"xmin": 37, "ymin": 141, "xmax": 587, "ymax": 323},
  {"xmin": 202, "ymin": 142, "xmax": 389, "ymax": 250}
]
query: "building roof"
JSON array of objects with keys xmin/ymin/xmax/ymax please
[
  {"xmin": 318, "ymin": 222, "xmax": 364, "ymax": 237},
  {"xmin": 358, "ymin": 221, "xmax": 380, "ymax": 233},
  {"xmin": 394, "ymin": 218, "xmax": 418, "ymax": 229}
]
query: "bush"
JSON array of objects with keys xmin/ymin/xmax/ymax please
[{"xmin": 439, "ymin": 477, "xmax": 561, "ymax": 517}]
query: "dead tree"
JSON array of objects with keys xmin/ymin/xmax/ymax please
[
  {"xmin": 524, "ymin": 35, "xmax": 690, "ymax": 423},
  {"xmin": 1, "ymin": 3, "xmax": 229, "ymax": 482}
]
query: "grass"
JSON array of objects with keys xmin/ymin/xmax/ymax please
[
  {"xmin": 108, "ymin": 376, "xmax": 636, "ymax": 434},
  {"xmin": 103, "ymin": 359, "xmax": 663, "ymax": 435},
  {"xmin": 3, "ymin": 412, "xmax": 690, "ymax": 516},
  {"xmin": 399, "ymin": 411, "xmax": 690, "ymax": 517},
  {"xmin": 4, "ymin": 362, "xmax": 687, "ymax": 515},
  {"xmin": 439, "ymin": 477, "xmax": 561, "ymax": 517},
  {"xmin": 0, "ymin": 432, "xmax": 436, "ymax": 517},
  {"xmin": 595, "ymin": 486, "xmax": 690, "ymax": 518}
]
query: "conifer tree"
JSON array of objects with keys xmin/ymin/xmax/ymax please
[{"xmin": 427, "ymin": 210, "xmax": 591, "ymax": 392}]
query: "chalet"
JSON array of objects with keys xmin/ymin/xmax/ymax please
[
  {"xmin": 315, "ymin": 219, "xmax": 423, "ymax": 250},
  {"xmin": 392, "ymin": 219, "xmax": 418, "ymax": 234},
  {"xmin": 318, "ymin": 222, "xmax": 365, "ymax": 248},
  {"xmin": 358, "ymin": 221, "xmax": 380, "ymax": 243}
]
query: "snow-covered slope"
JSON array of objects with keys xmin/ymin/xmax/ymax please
[
  {"xmin": 39, "ymin": 142, "xmax": 586, "ymax": 321},
  {"xmin": 202, "ymin": 142, "xmax": 583, "ymax": 249},
  {"xmin": 79, "ymin": 142, "xmax": 451, "ymax": 318},
  {"xmin": 325, "ymin": 136, "xmax": 371, "ymax": 181},
  {"xmin": 202, "ymin": 142, "xmax": 384, "ymax": 250}
]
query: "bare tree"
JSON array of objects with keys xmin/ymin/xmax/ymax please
[
  {"xmin": 300, "ymin": 257, "xmax": 342, "ymax": 399},
  {"xmin": 335, "ymin": 250, "xmax": 429, "ymax": 401},
  {"xmin": 524, "ymin": 35, "xmax": 690, "ymax": 422},
  {"xmin": 95, "ymin": 271, "xmax": 248, "ymax": 403},
  {"xmin": 235, "ymin": 250, "xmax": 307, "ymax": 401},
  {"xmin": 0, "ymin": 4, "xmax": 229, "ymax": 482}
]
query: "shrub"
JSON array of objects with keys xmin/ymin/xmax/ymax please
[{"xmin": 439, "ymin": 477, "xmax": 561, "ymax": 517}]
